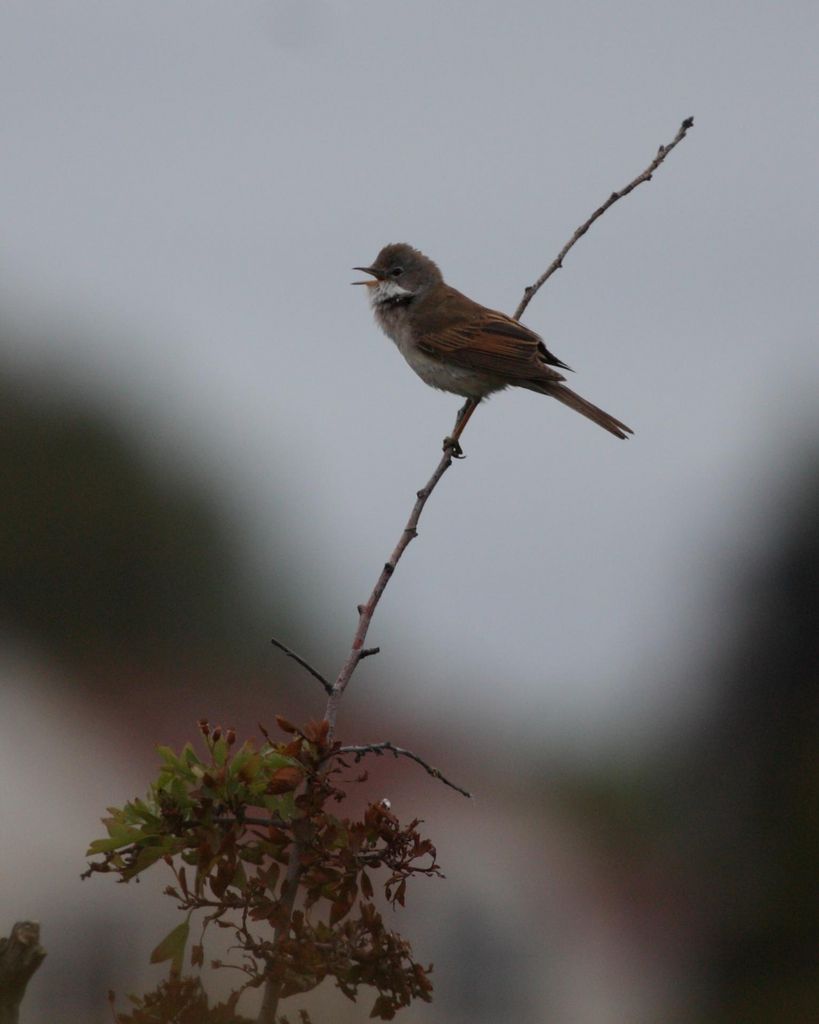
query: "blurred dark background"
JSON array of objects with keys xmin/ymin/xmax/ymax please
[
  {"xmin": 1, "ymin": 3, "xmax": 817, "ymax": 1022},
  {"xmin": 3, "ymin": 265, "xmax": 817, "ymax": 1024}
]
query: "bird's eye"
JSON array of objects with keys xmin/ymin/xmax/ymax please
[{"xmin": 390, "ymin": 267, "xmax": 403, "ymax": 277}]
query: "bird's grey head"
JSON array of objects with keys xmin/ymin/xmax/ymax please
[{"xmin": 353, "ymin": 243, "xmax": 443, "ymax": 307}]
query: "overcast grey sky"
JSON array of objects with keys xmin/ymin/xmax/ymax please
[{"xmin": 2, "ymin": 0, "xmax": 817, "ymax": 748}]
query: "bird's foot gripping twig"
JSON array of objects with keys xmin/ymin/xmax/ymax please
[
  {"xmin": 443, "ymin": 435, "xmax": 465, "ymax": 458},
  {"xmin": 442, "ymin": 396, "xmax": 480, "ymax": 458}
]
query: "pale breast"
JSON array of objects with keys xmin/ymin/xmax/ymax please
[{"xmin": 375, "ymin": 305, "xmax": 504, "ymax": 398}]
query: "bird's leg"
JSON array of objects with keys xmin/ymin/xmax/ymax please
[
  {"xmin": 452, "ymin": 397, "xmax": 480, "ymax": 441},
  {"xmin": 443, "ymin": 397, "xmax": 480, "ymax": 458}
]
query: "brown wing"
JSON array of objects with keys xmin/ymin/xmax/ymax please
[{"xmin": 415, "ymin": 289, "xmax": 571, "ymax": 383}]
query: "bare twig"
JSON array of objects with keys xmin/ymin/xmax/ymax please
[
  {"xmin": 334, "ymin": 742, "xmax": 472, "ymax": 799},
  {"xmin": 323, "ymin": 419, "xmax": 466, "ymax": 738},
  {"xmin": 513, "ymin": 116, "xmax": 694, "ymax": 321},
  {"xmin": 270, "ymin": 635, "xmax": 332, "ymax": 695}
]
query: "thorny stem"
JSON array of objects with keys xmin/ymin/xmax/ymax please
[
  {"xmin": 257, "ymin": 416, "xmax": 466, "ymax": 1024},
  {"xmin": 258, "ymin": 116, "xmax": 695, "ymax": 1023},
  {"xmin": 513, "ymin": 116, "xmax": 694, "ymax": 321},
  {"xmin": 322, "ymin": 119, "xmax": 696, "ymax": 741},
  {"xmin": 269, "ymin": 636, "xmax": 332, "ymax": 695},
  {"xmin": 323, "ymin": 422, "xmax": 467, "ymax": 740}
]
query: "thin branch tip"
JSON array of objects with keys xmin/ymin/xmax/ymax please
[
  {"xmin": 334, "ymin": 742, "xmax": 473, "ymax": 799},
  {"xmin": 270, "ymin": 636, "xmax": 332, "ymax": 695},
  {"xmin": 513, "ymin": 114, "xmax": 695, "ymax": 320}
]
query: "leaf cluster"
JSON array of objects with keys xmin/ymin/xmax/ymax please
[
  {"xmin": 109, "ymin": 976, "xmax": 254, "ymax": 1024},
  {"xmin": 86, "ymin": 719, "xmax": 438, "ymax": 1020}
]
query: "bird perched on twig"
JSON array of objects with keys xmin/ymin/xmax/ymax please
[{"xmin": 354, "ymin": 243, "xmax": 632, "ymax": 452}]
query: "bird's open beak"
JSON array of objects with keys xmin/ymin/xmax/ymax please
[{"xmin": 351, "ymin": 265, "xmax": 383, "ymax": 286}]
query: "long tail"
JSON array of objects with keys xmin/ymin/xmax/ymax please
[{"xmin": 528, "ymin": 381, "xmax": 633, "ymax": 439}]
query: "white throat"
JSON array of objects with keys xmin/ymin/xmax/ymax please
[{"xmin": 369, "ymin": 278, "xmax": 414, "ymax": 308}]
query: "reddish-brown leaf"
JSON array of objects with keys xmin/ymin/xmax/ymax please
[
  {"xmin": 258, "ymin": 862, "xmax": 281, "ymax": 893},
  {"xmin": 210, "ymin": 860, "xmax": 233, "ymax": 898},
  {"xmin": 267, "ymin": 766, "xmax": 303, "ymax": 793},
  {"xmin": 303, "ymin": 719, "xmax": 329, "ymax": 746},
  {"xmin": 329, "ymin": 888, "xmax": 356, "ymax": 925},
  {"xmin": 370, "ymin": 994, "xmax": 396, "ymax": 1019}
]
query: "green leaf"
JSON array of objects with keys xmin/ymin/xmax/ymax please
[
  {"xmin": 87, "ymin": 821, "xmax": 141, "ymax": 853},
  {"xmin": 263, "ymin": 791, "xmax": 296, "ymax": 820},
  {"xmin": 149, "ymin": 918, "xmax": 190, "ymax": 975},
  {"xmin": 129, "ymin": 797, "xmax": 161, "ymax": 826},
  {"xmin": 181, "ymin": 743, "xmax": 201, "ymax": 767},
  {"xmin": 87, "ymin": 835, "xmax": 128, "ymax": 855},
  {"xmin": 262, "ymin": 750, "xmax": 298, "ymax": 771},
  {"xmin": 128, "ymin": 842, "xmax": 168, "ymax": 875},
  {"xmin": 157, "ymin": 745, "xmax": 181, "ymax": 767},
  {"xmin": 232, "ymin": 861, "xmax": 248, "ymax": 890},
  {"xmin": 167, "ymin": 776, "xmax": 193, "ymax": 808},
  {"xmin": 212, "ymin": 738, "xmax": 228, "ymax": 767}
]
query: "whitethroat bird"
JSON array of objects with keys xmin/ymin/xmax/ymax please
[{"xmin": 353, "ymin": 243, "xmax": 632, "ymax": 453}]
